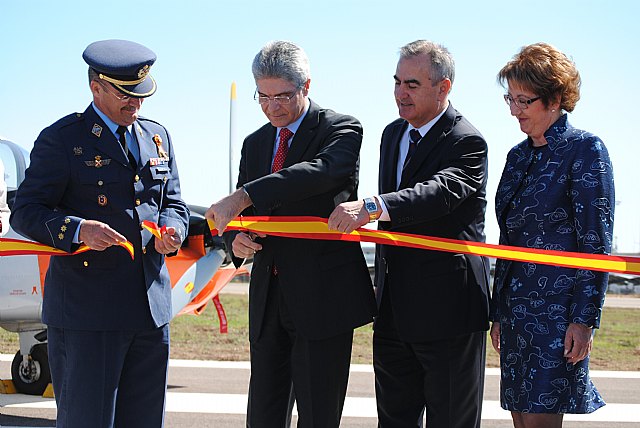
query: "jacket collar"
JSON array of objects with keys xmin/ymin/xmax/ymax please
[
  {"xmin": 257, "ymin": 98, "xmax": 321, "ymax": 175},
  {"xmin": 397, "ymin": 103, "xmax": 458, "ymax": 189}
]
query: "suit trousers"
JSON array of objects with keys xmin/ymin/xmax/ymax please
[
  {"xmin": 373, "ymin": 287, "xmax": 486, "ymax": 428},
  {"xmin": 247, "ymin": 275, "xmax": 354, "ymax": 428},
  {"xmin": 48, "ymin": 324, "xmax": 170, "ymax": 428}
]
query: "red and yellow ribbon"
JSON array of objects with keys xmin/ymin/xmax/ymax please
[
  {"xmin": 142, "ymin": 220, "xmax": 167, "ymax": 239},
  {"xmin": 210, "ymin": 216, "xmax": 640, "ymax": 276},
  {"xmin": 0, "ymin": 237, "xmax": 134, "ymax": 259}
]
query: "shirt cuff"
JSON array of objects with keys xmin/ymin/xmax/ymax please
[
  {"xmin": 375, "ymin": 195, "xmax": 390, "ymax": 221},
  {"xmin": 72, "ymin": 219, "xmax": 85, "ymax": 243}
]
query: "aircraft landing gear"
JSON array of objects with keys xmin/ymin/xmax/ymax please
[{"xmin": 11, "ymin": 344, "xmax": 51, "ymax": 395}]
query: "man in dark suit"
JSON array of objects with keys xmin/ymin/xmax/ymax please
[
  {"xmin": 329, "ymin": 40, "xmax": 490, "ymax": 427},
  {"xmin": 10, "ymin": 40, "xmax": 189, "ymax": 428},
  {"xmin": 206, "ymin": 40, "xmax": 376, "ymax": 427}
]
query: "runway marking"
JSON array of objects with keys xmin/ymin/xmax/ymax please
[
  {"xmin": 4, "ymin": 355, "xmax": 640, "ymax": 378},
  {"xmin": 3, "ymin": 393, "xmax": 640, "ymax": 422},
  {"xmin": 167, "ymin": 359, "xmax": 640, "ymax": 377},
  {"xmin": 3, "ymin": 356, "xmax": 640, "ymax": 425}
]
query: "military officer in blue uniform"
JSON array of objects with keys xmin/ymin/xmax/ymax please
[{"xmin": 10, "ymin": 39, "xmax": 189, "ymax": 428}]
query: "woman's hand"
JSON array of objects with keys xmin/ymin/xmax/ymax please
[
  {"xmin": 490, "ymin": 322, "xmax": 501, "ymax": 353},
  {"xmin": 564, "ymin": 322, "xmax": 593, "ymax": 365}
]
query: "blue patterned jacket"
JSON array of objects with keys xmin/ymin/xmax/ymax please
[{"xmin": 491, "ymin": 114, "xmax": 615, "ymax": 328}]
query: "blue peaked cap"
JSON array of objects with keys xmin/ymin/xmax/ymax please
[{"xmin": 83, "ymin": 39, "xmax": 157, "ymax": 98}]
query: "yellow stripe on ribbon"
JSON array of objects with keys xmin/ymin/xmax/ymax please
[
  {"xmin": 209, "ymin": 216, "xmax": 640, "ymax": 275},
  {"xmin": 0, "ymin": 237, "xmax": 134, "ymax": 259},
  {"xmin": 142, "ymin": 220, "xmax": 167, "ymax": 239}
]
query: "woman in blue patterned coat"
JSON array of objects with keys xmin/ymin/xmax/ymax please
[{"xmin": 490, "ymin": 43, "xmax": 615, "ymax": 428}]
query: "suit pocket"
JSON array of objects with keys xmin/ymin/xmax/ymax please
[
  {"xmin": 77, "ymin": 163, "xmax": 121, "ymax": 185},
  {"xmin": 317, "ymin": 244, "xmax": 366, "ymax": 271},
  {"xmin": 58, "ymin": 247, "xmax": 118, "ymax": 270},
  {"xmin": 150, "ymin": 165, "xmax": 171, "ymax": 181},
  {"xmin": 421, "ymin": 253, "xmax": 467, "ymax": 277}
]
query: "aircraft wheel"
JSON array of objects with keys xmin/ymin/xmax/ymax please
[{"xmin": 11, "ymin": 344, "xmax": 51, "ymax": 395}]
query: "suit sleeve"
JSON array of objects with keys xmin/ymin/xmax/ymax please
[
  {"xmin": 569, "ymin": 137, "xmax": 615, "ymax": 328},
  {"xmin": 379, "ymin": 129, "xmax": 488, "ymax": 229},
  {"xmin": 10, "ymin": 126, "xmax": 82, "ymax": 251},
  {"xmin": 244, "ymin": 115, "xmax": 362, "ymax": 212}
]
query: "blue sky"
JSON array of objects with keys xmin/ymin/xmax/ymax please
[{"xmin": 1, "ymin": 1, "xmax": 639, "ymax": 252}]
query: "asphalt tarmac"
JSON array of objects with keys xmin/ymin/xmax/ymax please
[{"xmin": 1, "ymin": 290, "xmax": 638, "ymax": 427}]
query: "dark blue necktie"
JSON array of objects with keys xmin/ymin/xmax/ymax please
[
  {"xmin": 117, "ymin": 126, "xmax": 137, "ymax": 168},
  {"xmin": 404, "ymin": 128, "xmax": 422, "ymax": 167}
]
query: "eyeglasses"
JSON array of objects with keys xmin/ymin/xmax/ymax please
[
  {"xmin": 254, "ymin": 86, "xmax": 303, "ymax": 105},
  {"xmin": 99, "ymin": 82, "xmax": 132, "ymax": 102},
  {"xmin": 504, "ymin": 94, "xmax": 540, "ymax": 110}
]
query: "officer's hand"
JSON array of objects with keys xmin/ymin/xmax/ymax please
[
  {"xmin": 154, "ymin": 226, "xmax": 182, "ymax": 255},
  {"xmin": 328, "ymin": 200, "xmax": 368, "ymax": 234},
  {"xmin": 232, "ymin": 232, "xmax": 266, "ymax": 259},
  {"xmin": 79, "ymin": 220, "xmax": 126, "ymax": 251},
  {"xmin": 205, "ymin": 188, "xmax": 252, "ymax": 236}
]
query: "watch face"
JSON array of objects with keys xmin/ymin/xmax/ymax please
[{"xmin": 365, "ymin": 200, "xmax": 376, "ymax": 212}]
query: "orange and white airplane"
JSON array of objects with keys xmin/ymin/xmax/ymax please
[{"xmin": 0, "ymin": 137, "xmax": 246, "ymax": 395}]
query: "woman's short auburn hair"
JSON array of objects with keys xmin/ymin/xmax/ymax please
[{"xmin": 498, "ymin": 42, "xmax": 581, "ymax": 112}]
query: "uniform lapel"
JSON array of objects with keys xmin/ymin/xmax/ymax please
[
  {"xmin": 134, "ymin": 121, "xmax": 154, "ymax": 168},
  {"xmin": 83, "ymin": 105, "xmax": 129, "ymax": 167}
]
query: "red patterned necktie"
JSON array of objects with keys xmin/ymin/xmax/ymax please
[{"xmin": 272, "ymin": 128, "xmax": 293, "ymax": 172}]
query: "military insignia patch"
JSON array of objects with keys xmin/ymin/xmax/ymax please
[
  {"xmin": 92, "ymin": 123, "xmax": 103, "ymax": 138},
  {"xmin": 85, "ymin": 155, "xmax": 111, "ymax": 168},
  {"xmin": 73, "ymin": 147, "xmax": 83, "ymax": 156}
]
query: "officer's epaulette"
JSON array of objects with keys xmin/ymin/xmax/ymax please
[
  {"xmin": 50, "ymin": 112, "xmax": 85, "ymax": 130},
  {"xmin": 137, "ymin": 116, "xmax": 166, "ymax": 130}
]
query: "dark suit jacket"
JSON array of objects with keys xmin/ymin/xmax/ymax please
[
  {"xmin": 228, "ymin": 100, "xmax": 376, "ymax": 341},
  {"xmin": 11, "ymin": 104, "xmax": 189, "ymax": 330},
  {"xmin": 375, "ymin": 103, "xmax": 490, "ymax": 342}
]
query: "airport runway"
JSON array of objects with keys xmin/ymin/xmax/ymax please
[
  {"xmin": 2, "ymin": 289, "xmax": 638, "ymax": 426},
  {"xmin": 2, "ymin": 355, "xmax": 640, "ymax": 427}
]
